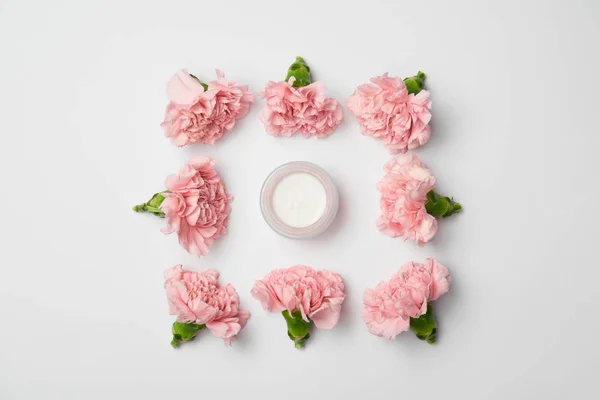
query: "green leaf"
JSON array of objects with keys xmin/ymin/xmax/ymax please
[
  {"xmin": 285, "ymin": 56, "xmax": 312, "ymax": 88},
  {"xmin": 170, "ymin": 322, "xmax": 205, "ymax": 349},
  {"xmin": 403, "ymin": 71, "xmax": 427, "ymax": 95},
  {"xmin": 410, "ymin": 302, "xmax": 437, "ymax": 344},
  {"xmin": 282, "ymin": 310, "xmax": 312, "ymax": 349}
]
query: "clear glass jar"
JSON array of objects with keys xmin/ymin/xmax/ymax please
[{"xmin": 260, "ymin": 161, "xmax": 339, "ymax": 239}]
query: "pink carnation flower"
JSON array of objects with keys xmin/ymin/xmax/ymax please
[
  {"xmin": 162, "ymin": 69, "xmax": 253, "ymax": 146},
  {"xmin": 251, "ymin": 265, "xmax": 345, "ymax": 329},
  {"xmin": 259, "ymin": 78, "xmax": 343, "ymax": 139},
  {"xmin": 160, "ymin": 156, "xmax": 232, "ymax": 256},
  {"xmin": 362, "ymin": 259, "xmax": 450, "ymax": 341},
  {"xmin": 398, "ymin": 258, "xmax": 451, "ymax": 303},
  {"xmin": 377, "ymin": 154, "xmax": 438, "ymax": 246},
  {"xmin": 165, "ymin": 265, "xmax": 249, "ymax": 346},
  {"xmin": 347, "ymin": 73, "xmax": 431, "ymax": 153}
]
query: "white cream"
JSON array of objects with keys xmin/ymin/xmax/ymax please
[{"xmin": 271, "ymin": 172, "xmax": 327, "ymax": 228}]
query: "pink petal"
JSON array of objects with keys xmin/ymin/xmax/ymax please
[
  {"xmin": 166, "ymin": 69, "xmax": 205, "ymax": 106},
  {"xmin": 310, "ymin": 304, "xmax": 341, "ymax": 330}
]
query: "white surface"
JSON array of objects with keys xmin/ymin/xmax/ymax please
[
  {"xmin": 272, "ymin": 172, "xmax": 328, "ymax": 228},
  {"xmin": 1, "ymin": 0, "xmax": 599, "ymax": 399}
]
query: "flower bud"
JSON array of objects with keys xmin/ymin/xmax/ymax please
[
  {"xmin": 285, "ymin": 56, "xmax": 312, "ymax": 88},
  {"xmin": 425, "ymin": 190, "xmax": 462, "ymax": 218},
  {"xmin": 403, "ymin": 71, "xmax": 427, "ymax": 95},
  {"xmin": 409, "ymin": 302, "xmax": 437, "ymax": 344},
  {"xmin": 132, "ymin": 191, "xmax": 169, "ymax": 217},
  {"xmin": 282, "ymin": 310, "xmax": 313, "ymax": 349},
  {"xmin": 170, "ymin": 321, "xmax": 205, "ymax": 349}
]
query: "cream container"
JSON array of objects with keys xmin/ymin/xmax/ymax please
[{"xmin": 260, "ymin": 161, "xmax": 339, "ymax": 239}]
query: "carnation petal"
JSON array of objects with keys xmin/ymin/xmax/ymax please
[
  {"xmin": 166, "ymin": 69, "xmax": 205, "ymax": 106},
  {"xmin": 375, "ymin": 317, "xmax": 410, "ymax": 341},
  {"xmin": 260, "ymin": 80, "xmax": 341, "ymax": 138},
  {"xmin": 164, "ymin": 265, "xmax": 248, "ymax": 347},
  {"xmin": 424, "ymin": 258, "xmax": 451, "ymax": 301},
  {"xmin": 205, "ymin": 319, "xmax": 240, "ymax": 339},
  {"xmin": 348, "ymin": 74, "xmax": 431, "ymax": 152},
  {"xmin": 252, "ymin": 265, "xmax": 345, "ymax": 339},
  {"xmin": 162, "ymin": 158, "xmax": 231, "ymax": 257},
  {"xmin": 197, "ymin": 226, "xmax": 218, "ymax": 238},
  {"xmin": 310, "ymin": 305, "xmax": 341, "ymax": 330},
  {"xmin": 163, "ymin": 72, "xmax": 252, "ymax": 146},
  {"xmin": 191, "ymin": 300, "xmax": 218, "ymax": 324},
  {"xmin": 250, "ymin": 283, "xmax": 285, "ymax": 312},
  {"xmin": 187, "ymin": 156, "xmax": 214, "ymax": 170},
  {"xmin": 164, "ymin": 264, "xmax": 183, "ymax": 280}
]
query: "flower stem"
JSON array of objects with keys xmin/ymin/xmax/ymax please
[
  {"xmin": 285, "ymin": 56, "xmax": 312, "ymax": 88},
  {"xmin": 132, "ymin": 191, "xmax": 169, "ymax": 218},
  {"xmin": 425, "ymin": 190, "xmax": 462, "ymax": 219},
  {"xmin": 410, "ymin": 302, "xmax": 437, "ymax": 344},
  {"xmin": 171, "ymin": 335, "xmax": 183, "ymax": 348},
  {"xmin": 282, "ymin": 310, "xmax": 312, "ymax": 349},
  {"xmin": 404, "ymin": 71, "xmax": 427, "ymax": 95}
]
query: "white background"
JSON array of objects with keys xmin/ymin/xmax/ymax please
[{"xmin": 1, "ymin": 0, "xmax": 599, "ymax": 398}]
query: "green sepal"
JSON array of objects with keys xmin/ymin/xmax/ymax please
[
  {"xmin": 189, "ymin": 73, "xmax": 208, "ymax": 91},
  {"xmin": 410, "ymin": 302, "xmax": 437, "ymax": 344},
  {"xmin": 285, "ymin": 56, "xmax": 312, "ymax": 88},
  {"xmin": 282, "ymin": 310, "xmax": 312, "ymax": 349},
  {"xmin": 425, "ymin": 190, "xmax": 462, "ymax": 218},
  {"xmin": 132, "ymin": 191, "xmax": 169, "ymax": 217},
  {"xmin": 170, "ymin": 321, "xmax": 205, "ymax": 349},
  {"xmin": 403, "ymin": 71, "xmax": 427, "ymax": 95}
]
